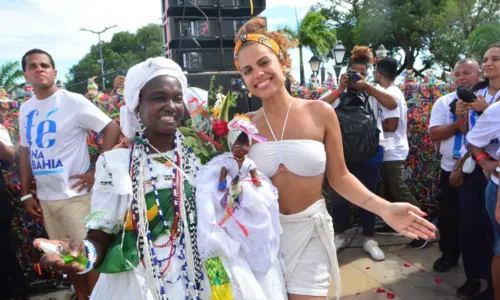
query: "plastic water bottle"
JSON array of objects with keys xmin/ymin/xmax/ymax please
[{"xmin": 38, "ymin": 241, "xmax": 88, "ymax": 267}]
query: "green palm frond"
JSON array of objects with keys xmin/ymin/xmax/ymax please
[
  {"xmin": 277, "ymin": 25, "xmax": 299, "ymax": 41},
  {"xmin": 299, "ymin": 12, "xmax": 337, "ymax": 59},
  {"xmin": 0, "ymin": 61, "xmax": 23, "ymax": 93}
]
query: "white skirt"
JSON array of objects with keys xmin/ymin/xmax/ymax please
[{"xmin": 280, "ymin": 199, "xmax": 341, "ymax": 299}]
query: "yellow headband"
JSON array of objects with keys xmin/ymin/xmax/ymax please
[{"xmin": 234, "ymin": 34, "xmax": 283, "ymax": 71}]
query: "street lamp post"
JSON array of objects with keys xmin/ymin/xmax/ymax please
[
  {"xmin": 331, "ymin": 42, "xmax": 346, "ymax": 85},
  {"xmin": 80, "ymin": 25, "xmax": 117, "ymax": 90},
  {"xmin": 320, "ymin": 66, "xmax": 325, "ymax": 85},
  {"xmin": 309, "ymin": 55, "xmax": 321, "ymax": 76}
]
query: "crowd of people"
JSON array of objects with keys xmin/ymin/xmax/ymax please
[{"xmin": 1, "ymin": 17, "xmax": 499, "ymax": 300}]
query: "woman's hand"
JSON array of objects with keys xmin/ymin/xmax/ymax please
[
  {"xmin": 479, "ymin": 160, "xmax": 499, "ymax": 178},
  {"xmin": 379, "ymin": 203, "xmax": 437, "ymax": 240},
  {"xmin": 468, "ymin": 95, "xmax": 489, "ymax": 112},
  {"xmin": 33, "ymin": 238, "xmax": 86, "ymax": 273},
  {"xmin": 113, "ymin": 138, "xmax": 130, "ymax": 150},
  {"xmin": 338, "ymin": 73, "xmax": 348, "ymax": 92}
]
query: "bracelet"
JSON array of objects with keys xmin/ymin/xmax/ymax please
[
  {"xmin": 329, "ymin": 88, "xmax": 341, "ymax": 98},
  {"xmin": 475, "ymin": 153, "xmax": 490, "ymax": 163},
  {"xmin": 458, "ymin": 119, "xmax": 467, "ymax": 125},
  {"xmin": 251, "ymin": 177, "xmax": 260, "ymax": 183},
  {"xmin": 77, "ymin": 240, "xmax": 97, "ymax": 275},
  {"xmin": 20, "ymin": 194, "xmax": 33, "ymax": 202}
]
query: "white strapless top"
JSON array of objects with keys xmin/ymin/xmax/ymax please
[{"xmin": 248, "ymin": 139, "xmax": 326, "ymax": 178}]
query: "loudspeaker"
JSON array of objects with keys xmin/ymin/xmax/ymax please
[
  {"xmin": 164, "ymin": 0, "xmax": 266, "ymax": 16},
  {"xmin": 169, "ymin": 48, "xmax": 220, "ymax": 72},
  {"xmin": 220, "ymin": 0, "xmax": 266, "ymax": 16},
  {"xmin": 163, "ymin": 0, "xmax": 267, "ymax": 72},
  {"xmin": 168, "ymin": 17, "xmax": 220, "ymax": 40},
  {"xmin": 164, "ymin": 0, "xmax": 219, "ymax": 17}
]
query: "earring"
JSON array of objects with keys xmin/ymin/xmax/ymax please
[
  {"xmin": 248, "ymin": 92, "xmax": 252, "ymax": 98},
  {"xmin": 135, "ymin": 112, "xmax": 146, "ymax": 133}
]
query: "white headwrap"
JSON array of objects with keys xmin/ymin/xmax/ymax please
[
  {"xmin": 227, "ymin": 116, "xmax": 259, "ymax": 149},
  {"xmin": 121, "ymin": 57, "xmax": 188, "ymax": 139}
]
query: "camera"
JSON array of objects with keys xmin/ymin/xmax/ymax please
[{"xmin": 347, "ymin": 70, "xmax": 361, "ymax": 83}]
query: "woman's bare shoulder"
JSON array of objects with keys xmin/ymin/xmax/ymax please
[
  {"xmin": 300, "ymin": 99, "xmax": 336, "ymax": 118},
  {"xmin": 245, "ymin": 109, "xmax": 261, "ymax": 122}
]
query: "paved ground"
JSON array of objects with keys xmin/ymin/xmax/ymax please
[
  {"xmin": 327, "ymin": 228, "xmax": 465, "ymax": 300},
  {"xmin": 30, "ymin": 228, "xmax": 465, "ymax": 300}
]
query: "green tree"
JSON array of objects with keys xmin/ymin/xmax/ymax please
[
  {"xmin": 312, "ymin": 0, "xmax": 363, "ymax": 65},
  {"xmin": 315, "ymin": 0, "xmax": 500, "ymax": 76},
  {"xmin": 429, "ymin": 0, "xmax": 500, "ymax": 71},
  {"xmin": 469, "ymin": 24, "xmax": 500, "ymax": 59},
  {"xmin": 278, "ymin": 11, "xmax": 336, "ymax": 85},
  {"xmin": 352, "ymin": 0, "xmax": 444, "ymax": 75},
  {"xmin": 66, "ymin": 24, "xmax": 164, "ymax": 94},
  {"xmin": 0, "ymin": 61, "xmax": 23, "ymax": 93}
]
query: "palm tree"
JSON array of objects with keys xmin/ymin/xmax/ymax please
[
  {"xmin": 279, "ymin": 11, "xmax": 337, "ymax": 86},
  {"xmin": 0, "ymin": 61, "xmax": 23, "ymax": 94}
]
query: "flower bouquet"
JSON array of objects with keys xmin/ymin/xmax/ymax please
[{"xmin": 178, "ymin": 76, "xmax": 238, "ymax": 164}]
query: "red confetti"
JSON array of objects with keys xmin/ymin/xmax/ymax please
[
  {"xmin": 404, "ymin": 262, "xmax": 411, "ymax": 267},
  {"xmin": 419, "ymin": 269, "xmax": 425, "ymax": 273},
  {"xmin": 356, "ymin": 292, "xmax": 360, "ymax": 295},
  {"xmin": 376, "ymin": 288, "xmax": 386, "ymax": 293},
  {"xmin": 434, "ymin": 279, "xmax": 443, "ymax": 284},
  {"xmin": 387, "ymin": 292, "xmax": 395, "ymax": 298},
  {"xmin": 366, "ymin": 266, "xmax": 371, "ymax": 270}
]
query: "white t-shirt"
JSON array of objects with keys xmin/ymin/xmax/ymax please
[
  {"xmin": 0, "ymin": 125, "xmax": 13, "ymax": 147},
  {"xmin": 19, "ymin": 89, "xmax": 112, "ymax": 200},
  {"xmin": 428, "ymin": 92, "xmax": 464, "ymax": 172},
  {"xmin": 331, "ymin": 88, "xmax": 395, "ymax": 150},
  {"xmin": 380, "ymin": 85, "xmax": 409, "ymax": 161},
  {"xmin": 466, "ymin": 101, "xmax": 500, "ymax": 184},
  {"xmin": 461, "ymin": 87, "xmax": 500, "ymax": 157}
]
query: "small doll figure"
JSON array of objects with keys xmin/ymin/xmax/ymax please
[
  {"xmin": 196, "ymin": 115, "xmax": 281, "ymax": 276},
  {"xmin": 218, "ymin": 128, "xmax": 262, "ymax": 192}
]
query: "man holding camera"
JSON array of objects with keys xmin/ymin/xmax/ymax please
[{"xmin": 321, "ymin": 47, "xmax": 397, "ymax": 260}]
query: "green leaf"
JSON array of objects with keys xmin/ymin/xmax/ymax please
[
  {"xmin": 193, "ymin": 147, "xmax": 201, "ymax": 155},
  {"xmin": 201, "ymin": 145, "xmax": 210, "ymax": 157},
  {"xmin": 184, "ymin": 136, "xmax": 198, "ymax": 147},
  {"xmin": 219, "ymin": 90, "xmax": 232, "ymax": 122},
  {"xmin": 178, "ymin": 126, "xmax": 193, "ymax": 136}
]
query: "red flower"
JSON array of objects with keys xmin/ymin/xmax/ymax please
[{"xmin": 212, "ymin": 120, "xmax": 229, "ymax": 137}]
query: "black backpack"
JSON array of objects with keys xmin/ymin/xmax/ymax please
[{"xmin": 335, "ymin": 91, "xmax": 380, "ymax": 163}]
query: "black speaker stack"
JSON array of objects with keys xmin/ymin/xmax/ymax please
[{"xmin": 161, "ymin": 0, "xmax": 267, "ymax": 73}]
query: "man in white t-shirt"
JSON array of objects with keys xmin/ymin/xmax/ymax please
[
  {"xmin": 19, "ymin": 49, "xmax": 121, "ymax": 299},
  {"xmin": 428, "ymin": 59, "xmax": 481, "ymax": 275},
  {"xmin": 373, "ymin": 57, "xmax": 426, "ymax": 248}
]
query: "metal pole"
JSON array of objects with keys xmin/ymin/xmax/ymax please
[
  {"xmin": 320, "ymin": 66, "xmax": 325, "ymax": 85},
  {"xmin": 80, "ymin": 25, "xmax": 117, "ymax": 91},
  {"xmin": 334, "ymin": 65, "xmax": 342, "ymax": 86},
  {"xmin": 98, "ymin": 34, "xmax": 105, "ymax": 89}
]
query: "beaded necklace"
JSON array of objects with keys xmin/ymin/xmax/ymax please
[
  {"xmin": 128, "ymin": 130, "xmax": 204, "ymax": 300},
  {"xmin": 232, "ymin": 155, "xmax": 245, "ymax": 162}
]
